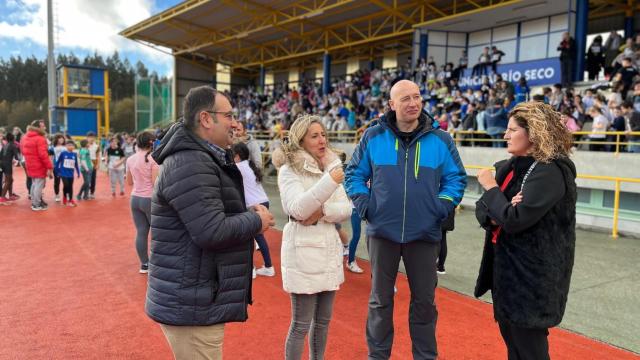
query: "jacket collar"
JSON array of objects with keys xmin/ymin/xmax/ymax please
[
  {"xmin": 285, "ymin": 148, "xmax": 341, "ymax": 176},
  {"xmin": 379, "ymin": 110, "xmax": 438, "ymax": 143}
]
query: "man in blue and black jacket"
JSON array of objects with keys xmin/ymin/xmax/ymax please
[{"xmin": 345, "ymin": 80, "xmax": 466, "ymax": 360}]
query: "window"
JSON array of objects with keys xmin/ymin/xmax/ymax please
[
  {"xmin": 493, "ymin": 24, "xmax": 518, "ymax": 42},
  {"xmin": 603, "ymin": 191, "xmax": 640, "ymax": 212},
  {"xmin": 521, "ymin": 18, "xmax": 549, "ymax": 36},
  {"xmin": 577, "ymin": 188, "xmax": 591, "ymax": 204},
  {"xmin": 519, "ymin": 35, "xmax": 548, "ymax": 61},
  {"xmin": 469, "ymin": 29, "xmax": 491, "ymax": 46}
]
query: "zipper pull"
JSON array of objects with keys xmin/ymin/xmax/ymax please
[{"xmin": 405, "ymin": 150, "xmax": 409, "ymax": 160}]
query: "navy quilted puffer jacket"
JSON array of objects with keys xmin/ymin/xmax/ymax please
[{"xmin": 146, "ymin": 122, "xmax": 262, "ymax": 326}]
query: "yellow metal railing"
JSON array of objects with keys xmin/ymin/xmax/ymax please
[
  {"xmin": 250, "ymin": 129, "xmax": 640, "ymax": 152},
  {"xmin": 465, "ymin": 165, "xmax": 640, "ymax": 239}
]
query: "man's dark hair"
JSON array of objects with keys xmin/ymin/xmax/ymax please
[
  {"xmin": 80, "ymin": 139, "xmax": 88, "ymax": 147},
  {"xmin": 86, "ymin": 131, "xmax": 96, "ymax": 137},
  {"xmin": 183, "ymin": 86, "xmax": 218, "ymax": 130},
  {"xmin": 621, "ymin": 100, "xmax": 634, "ymax": 109}
]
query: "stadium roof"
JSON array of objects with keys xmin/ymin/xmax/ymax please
[{"xmin": 120, "ymin": 0, "xmax": 636, "ymax": 71}]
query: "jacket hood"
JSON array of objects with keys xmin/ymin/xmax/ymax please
[
  {"xmin": 554, "ymin": 156, "xmax": 577, "ymax": 180},
  {"xmin": 151, "ymin": 122, "xmax": 217, "ymax": 165},
  {"xmin": 379, "ymin": 110, "xmax": 438, "ymax": 138},
  {"xmin": 272, "ymin": 147, "xmax": 341, "ymax": 175},
  {"xmin": 26, "ymin": 126, "xmax": 46, "ymax": 136}
]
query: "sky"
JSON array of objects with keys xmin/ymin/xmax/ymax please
[{"xmin": 0, "ymin": 0, "xmax": 183, "ymax": 77}]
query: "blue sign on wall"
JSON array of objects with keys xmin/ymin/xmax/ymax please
[{"xmin": 459, "ymin": 58, "xmax": 561, "ymax": 89}]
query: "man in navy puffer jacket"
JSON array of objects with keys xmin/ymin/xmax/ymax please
[{"xmin": 147, "ymin": 86, "xmax": 274, "ymax": 360}]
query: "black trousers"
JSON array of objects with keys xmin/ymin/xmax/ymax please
[
  {"xmin": 498, "ymin": 321, "xmax": 550, "ymax": 360},
  {"xmin": 54, "ymin": 174, "xmax": 62, "ymax": 195},
  {"xmin": 561, "ymin": 59, "xmax": 573, "ymax": 87},
  {"xmin": 62, "ymin": 177, "xmax": 74, "ymax": 201},
  {"xmin": 437, "ymin": 231, "xmax": 447, "ymax": 271},
  {"xmin": 90, "ymin": 168, "xmax": 97, "ymax": 194}
]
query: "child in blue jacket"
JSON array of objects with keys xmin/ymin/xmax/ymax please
[{"xmin": 55, "ymin": 140, "xmax": 80, "ymax": 206}]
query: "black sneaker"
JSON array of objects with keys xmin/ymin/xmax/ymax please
[
  {"xmin": 139, "ymin": 264, "xmax": 149, "ymax": 274},
  {"xmin": 40, "ymin": 200, "xmax": 48, "ymax": 207}
]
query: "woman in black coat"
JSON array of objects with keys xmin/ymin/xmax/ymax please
[{"xmin": 474, "ymin": 101, "xmax": 577, "ymax": 360}]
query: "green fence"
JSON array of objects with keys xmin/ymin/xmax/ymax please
[{"xmin": 135, "ymin": 77, "xmax": 173, "ymax": 131}]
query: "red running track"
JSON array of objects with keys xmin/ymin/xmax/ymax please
[{"xmin": 1, "ymin": 170, "xmax": 638, "ymax": 359}]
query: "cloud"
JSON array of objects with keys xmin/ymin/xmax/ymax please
[{"xmin": 0, "ymin": 0, "xmax": 173, "ymax": 74}]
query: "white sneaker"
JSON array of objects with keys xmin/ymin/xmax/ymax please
[
  {"xmin": 252, "ymin": 267, "xmax": 256, "ymax": 279},
  {"xmin": 347, "ymin": 261, "xmax": 364, "ymax": 274},
  {"xmin": 55, "ymin": 195, "xmax": 60, "ymax": 202},
  {"xmin": 255, "ymin": 266, "xmax": 275, "ymax": 277}
]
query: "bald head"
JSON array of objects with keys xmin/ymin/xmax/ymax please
[
  {"xmin": 389, "ymin": 80, "xmax": 422, "ymax": 128},
  {"xmin": 390, "ymin": 80, "xmax": 420, "ymax": 101}
]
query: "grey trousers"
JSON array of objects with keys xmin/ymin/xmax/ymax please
[
  {"xmin": 130, "ymin": 195, "xmax": 151, "ymax": 266},
  {"xmin": 30, "ymin": 177, "xmax": 46, "ymax": 207},
  {"xmin": 109, "ymin": 168, "xmax": 125, "ymax": 193},
  {"xmin": 366, "ymin": 236, "xmax": 440, "ymax": 360},
  {"xmin": 285, "ymin": 291, "xmax": 336, "ymax": 360}
]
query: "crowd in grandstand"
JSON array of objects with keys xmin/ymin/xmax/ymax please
[{"xmin": 226, "ymin": 32, "xmax": 640, "ymax": 153}]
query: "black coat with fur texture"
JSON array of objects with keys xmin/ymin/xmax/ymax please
[{"xmin": 474, "ymin": 156, "xmax": 577, "ymax": 329}]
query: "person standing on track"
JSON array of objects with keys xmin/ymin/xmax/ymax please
[
  {"xmin": 20, "ymin": 120, "xmax": 53, "ymax": 211},
  {"xmin": 345, "ymin": 80, "xmax": 467, "ymax": 360},
  {"xmin": 273, "ymin": 114, "xmax": 352, "ymax": 360},
  {"xmin": 126, "ymin": 131, "xmax": 159, "ymax": 274},
  {"xmin": 475, "ymin": 102, "xmax": 577, "ymax": 360},
  {"xmin": 145, "ymin": 85, "xmax": 274, "ymax": 360}
]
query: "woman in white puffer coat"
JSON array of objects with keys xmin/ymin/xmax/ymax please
[{"xmin": 273, "ymin": 114, "xmax": 352, "ymax": 360}]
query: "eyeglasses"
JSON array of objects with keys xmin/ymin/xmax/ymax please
[{"xmin": 204, "ymin": 110, "xmax": 237, "ymax": 120}]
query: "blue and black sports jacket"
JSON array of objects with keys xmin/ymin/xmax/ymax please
[{"xmin": 345, "ymin": 111, "xmax": 467, "ymax": 243}]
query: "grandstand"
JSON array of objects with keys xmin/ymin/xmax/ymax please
[
  {"xmin": 121, "ymin": 0, "xmax": 640, "ymax": 237},
  {"xmin": 5, "ymin": 1, "xmax": 640, "ymax": 359}
]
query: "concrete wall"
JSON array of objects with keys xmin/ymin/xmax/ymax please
[
  {"xmin": 263, "ymin": 140, "xmax": 640, "ymax": 236},
  {"xmin": 174, "ymin": 57, "xmax": 215, "ymax": 119}
]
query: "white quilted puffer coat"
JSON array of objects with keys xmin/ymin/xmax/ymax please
[{"xmin": 275, "ymin": 148, "xmax": 352, "ymax": 294}]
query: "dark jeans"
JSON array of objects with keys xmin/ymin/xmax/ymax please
[
  {"xmin": 285, "ymin": 291, "xmax": 336, "ymax": 360},
  {"xmin": 561, "ymin": 59, "xmax": 573, "ymax": 87},
  {"xmin": 254, "ymin": 201, "xmax": 272, "ymax": 268},
  {"xmin": 61, "ymin": 177, "xmax": 74, "ymax": 201},
  {"xmin": 498, "ymin": 321, "xmax": 550, "ymax": 360},
  {"xmin": 348, "ymin": 210, "xmax": 362, "ymax": 263},
  {"xmin": 90, "ymin": 168, "xmax": 97, "ymax": 195},
  {"xmin": 54, "ymin": 174, "xmax": 62, "ymax": 195},
  {"xmin": 1, "ymin": 167, "xmax": 12, "ymax": 197},
  {"xmin": 490, "ymin": 134, "xmax": 506, "ymax": 148},
  {"xmin": 366, "ymin": 236, "xmax": 440, "ymax": 360},
  {"xmin": 589, "ymin": 138, "xmax": 606, "ymax": 152},
  {"xmin": 437, "ymin": 231, "xmax": 447, "ymax": 271},
  {"xmin": 78, "ymin": 170, "xmax": 92, "ymax": 199}
]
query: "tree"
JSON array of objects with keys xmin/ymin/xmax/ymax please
[
  {"xmin": 110, "ymin": 97, "xmax": 135, "ymax": 132},
  {"xmin": 6, "ymin": 100, "xmax": 46, "ymax": 130}
]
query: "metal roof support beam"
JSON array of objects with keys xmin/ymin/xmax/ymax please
[{"xmin": 174, "ymin": 0, "xmax": 357, "ymax": 56}]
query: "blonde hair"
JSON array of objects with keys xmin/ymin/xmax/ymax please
[
  {"xmin": 508, "ymin": 102, "xmax": 572, "ymax": 163},
  {"xmin": 281, "ymin": 114, "xmax": 330, "ymax": 165}
]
